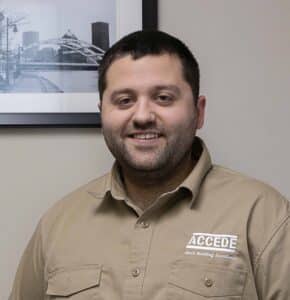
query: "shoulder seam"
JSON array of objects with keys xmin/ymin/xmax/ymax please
[{"xmin": 253, "ymin": 213, "xmax": 290, "ymax": 275}]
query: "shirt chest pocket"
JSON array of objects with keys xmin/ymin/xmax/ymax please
[
  {"xmin": 167, "ymin": 262, "xmax": 247, "ymax": 300},
  {"xmin": 46, "ymin": 265, "xmax": 102, "ymax": 299}
]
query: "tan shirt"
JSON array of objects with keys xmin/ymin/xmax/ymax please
[{"xmin": 10, "ymin": 138, "xmax": 290, "ymax": 300}]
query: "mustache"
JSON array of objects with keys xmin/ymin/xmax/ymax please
[
  {"xmin": 122, "ymin": 119, "xmax": 165, "ymax": 137},
  {"xmin": 124, "ymin": 126, "xmax": 165, "ymax": 137}
]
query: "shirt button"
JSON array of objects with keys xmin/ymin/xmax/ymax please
[
  {"xmin": 132, "ymin": 268, "xmax": 140, "ymax": 277},
  {"xmin": 204, "ymin": 278, "xmax": 214, "ymax": 287},
  {"xmin": 140, "ymin": 221, "xmax": 150, "ymax": 228}
]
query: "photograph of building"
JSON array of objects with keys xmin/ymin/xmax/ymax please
[{"xmin": 0, "ymin": 0, "xmax": 116, "ymax": 93}]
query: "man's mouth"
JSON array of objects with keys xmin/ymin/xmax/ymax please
[
  {"xmin": 125, "ymin": 131, "xmax": 164, "ymax": 149},
  {"xmin": 130, "ymin": 132, "xmax": 161, "ymax": 140}
]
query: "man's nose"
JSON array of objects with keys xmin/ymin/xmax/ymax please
[{"xmin": 132, "ymin": 99, "xmax": 156, "ymax": 126}]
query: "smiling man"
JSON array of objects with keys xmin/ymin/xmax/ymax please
[
  {"xmin": 100, "ymin": 53, "xmax": 205, "ymax": 211},
  {"xmin": 10, "ymin": 31, "xmax": 290, "ymax": 300}
]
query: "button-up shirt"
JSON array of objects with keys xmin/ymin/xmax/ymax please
[{"xmin": 10, "ymin": 138, "xmax": 290, "ymax": 300}]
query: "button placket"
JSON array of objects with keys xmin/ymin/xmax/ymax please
[
  {"xmin": 131, "ymin": 268, "xmax": 141, "ymax": 277},
  {"xmin": 123, "ymin": 220, "xmax": 154, "ymax": 299},
  {"xmin": 204, "ymin": 277, "xmax": 214, "ymax": 287},
  {"xmin": 140, "ymin": 221, "xmax": 150, "ymax": 229}
]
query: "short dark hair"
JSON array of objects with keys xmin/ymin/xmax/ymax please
[{"xmin": 98, "ymin": 30, "xmax": 200, "ymax": 103}]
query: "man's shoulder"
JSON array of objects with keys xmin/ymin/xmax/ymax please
[
  {"xmin": 210, "ymin": 164, "xmax": 264, "ymax": 187},
  {"xmin": 210, "ymin": 165, "xmax": 285, "ymax": 196},
  {"xmin": 208, "ymin": 164, "xmax": 289, "ymax": 216},
  {"xmin": 40, "ymin": 172, "xmax": 111, "ymax": 227}
]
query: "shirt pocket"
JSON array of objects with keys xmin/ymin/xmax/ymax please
[
  {"xmin": 167, "ymin": 262, "xmax": 247, "ymax": 300},
  {"xmin": 46, "ymin": 264, "xmax": 102, "ymax": 299}
]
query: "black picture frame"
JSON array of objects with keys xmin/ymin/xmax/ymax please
[{"xmin": 0, "ymin": 0, "xmax": 158, "ymax": 127}]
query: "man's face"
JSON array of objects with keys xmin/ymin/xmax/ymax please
[{"xmin": 100, "ymin": 54, "xmax": 205, "ymax": 176}]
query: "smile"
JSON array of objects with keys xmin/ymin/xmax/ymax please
[{"xmin": 131, "ymin": 133, "xmax": 161, "ymax": 140}]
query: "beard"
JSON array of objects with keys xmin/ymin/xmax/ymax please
[
  {"xmin": 102, "ymin": 127, "xmax": 196, "ymax": 180},
  {"xmin": 106, "ymin": 137, "xmax": 174, "ymax": 171}
]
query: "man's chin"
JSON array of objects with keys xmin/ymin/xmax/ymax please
[
  {"xmin": 117, "ymin": 148, "xmax": 169, "ymax": 173},
  {"xmin": 121, "ymin": 157, "xmax": 161, "ymax": 171}
]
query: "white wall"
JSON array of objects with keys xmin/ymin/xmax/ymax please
[{"xmin": 2, "ymin": 1, "xmax": 290, "ymax": 298}]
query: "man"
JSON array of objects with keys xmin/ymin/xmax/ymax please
[{"xmin": 10, "ymin": 31, "xmax": 289, "ymax": 299}]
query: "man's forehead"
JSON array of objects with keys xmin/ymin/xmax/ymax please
[
  {"xmin": 105, "ymin": 53, "xmax": 184, "ymax": 82},
  {"xmin": 107, "ymin": 53, "xmax": 182, "ymax": 72},
  {"xmin": 101, "ymin": 54, "xmax": 189, "ymax": 98}
]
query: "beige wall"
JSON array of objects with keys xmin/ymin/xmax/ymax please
[
  {"xmin": 159, "ymin": 0, "xmax": 290, "ymax": 197},
  {"xmin": 2, "ymin": 0, "xmax": 290, "ymax": 298},
  {"xmin": 1, "ymin": 129, "xmax": 113, "ymax": 299}
]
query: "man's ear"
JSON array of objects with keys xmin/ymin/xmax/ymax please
[{"xmin": 196, "ymin": 95, "xmax": 206, "ymax": 129}]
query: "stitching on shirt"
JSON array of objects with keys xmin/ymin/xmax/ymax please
[
  {"xmin": 253, "ymin": 214, "xmax": 290, "ymax": 275},
  {"xmin": 141, "ymin": 222, "xmax": 156, "ymax": 294},
  {"xmin": 240, "ymin": 271, "xmax": 248, "ymax": 300},
  {"xmin": 39, "ymin": 219, "xmax": 47, "ymax": 295},
  {"xmin": 47, "ymin": 264, "xmax": 102, "ymax": 278},
  {"xmin": 168, "ymin": 281, "xmax": 244, "ymax": 297}
]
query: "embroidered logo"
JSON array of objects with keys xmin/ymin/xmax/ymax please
[{"xmin": 185, "ymin": 233, "xmax": 238, "ymax": 259}]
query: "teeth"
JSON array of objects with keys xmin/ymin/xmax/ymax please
[{"xmin": 133, "ymin": 133, "xmax": 159, "ymax": 139}]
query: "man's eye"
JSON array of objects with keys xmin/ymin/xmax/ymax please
[
  {"xmin": 156, "ymin": 94, "xmax": 173, "ymax": 104},
  {"xmin": 116, "ymin": 97, "xmax": 132, "ymax": 107}
]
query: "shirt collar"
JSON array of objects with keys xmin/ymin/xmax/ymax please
[
  {"xmin": 88, "ymin": 137, "xmax": 212, "ymax": 207},
  {"xmin": 180, "ymin": 137, "xmax": 212, "ymax": 206},
  {"xmin": 110, "ymin": 163, "xmax": 127, "ymax": 200}
]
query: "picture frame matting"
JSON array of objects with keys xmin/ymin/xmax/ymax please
[{"xmin": 0, "ymin": 0, "xmax": 158, "ymax": 127}]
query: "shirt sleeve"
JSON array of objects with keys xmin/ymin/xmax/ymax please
[
  {"xmin": 9, "ymin": 221, "xmax": 46, "ymax": 300},
  {"xmin": 254, "ymin": 211, "xmax": 290, "ymax": 300}
]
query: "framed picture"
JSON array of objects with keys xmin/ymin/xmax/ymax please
[{"xmin": 0, "ymin": 0, "xmax": 158, "ymax": 127}]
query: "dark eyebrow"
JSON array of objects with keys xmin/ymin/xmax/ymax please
[
  {"xmin": 109, "ymin": 85, "xmax": 181, "ymax": 100},
  {"xmin": 152, "ymin": 85, "xmax": 181, "ymax": 96},
  {"xmin": 110, "ymin": 88, "xmax": 135, "ymax": 100}
]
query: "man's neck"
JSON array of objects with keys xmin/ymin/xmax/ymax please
[{"xmin": 121, "ymin": 154, "xmax": 195, "ymax": 211}]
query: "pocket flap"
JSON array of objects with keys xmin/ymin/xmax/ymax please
[
  {"xmin": 169, "ymin": 262, "xmax": 246, "ymax": 297},
  {"xmin": 46, "ymin": 265, "xmax": 102, "ymax": 296}
]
